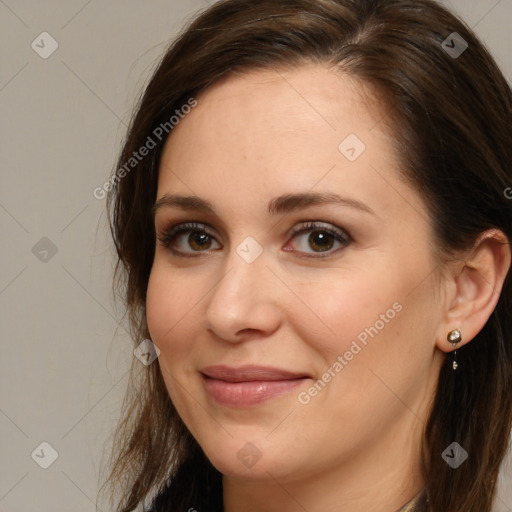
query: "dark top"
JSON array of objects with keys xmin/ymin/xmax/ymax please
[
  {"xmin": 396, "ymin": 487, "xmax": 429, "ymax": 512},
  {"xmin": 146, "ymin": 477, "xmax": 429, "ymax": 512}
]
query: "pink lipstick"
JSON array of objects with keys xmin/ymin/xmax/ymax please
[{"xmin": 201, "ymin": 365, "xmax": 310, "ymax": 407}]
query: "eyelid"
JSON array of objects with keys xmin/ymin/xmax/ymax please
[
  {"xmin": 156, "ymin": 222, "xmax": 219, "ymax": 249},
  {"xmin": 156, "ymin": 220, "xmax": 352, "ymax": 258},
  {"xmin": 287, "ymin": 220, "xmax": 350, "ymax": 240},
  {"xmin": 159, "ymin": 221, "xmax": 212, "ymax": 238},
  {"xmin": 285, "ymin": 220, "xmax": 351, "ymax": 257}
]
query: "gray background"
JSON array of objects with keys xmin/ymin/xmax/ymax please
[{"xmin": 0, "ymin": 1, "xmax": 511, "ymax": 511}]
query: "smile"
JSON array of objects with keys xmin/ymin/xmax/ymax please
[{"xmin": 201, "ymin": 365, "xmax": 311, "ymax": 407}]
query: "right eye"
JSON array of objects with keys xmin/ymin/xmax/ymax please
[{"xmin": 156, "ymin": 222, "xmax": 222, "ymax": 257}]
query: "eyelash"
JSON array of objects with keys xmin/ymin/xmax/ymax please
[{"xmin": 156, "ymin": 221, "xmax": 352, "ymax": 259}]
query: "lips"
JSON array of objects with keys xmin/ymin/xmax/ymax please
[
  {"xmin": 201, "ymin": 365, "xmax": 310, "ymax": 382},
  {"xmin": 200, "ymin": 365, "xmax": 311, "ymax": 407}
]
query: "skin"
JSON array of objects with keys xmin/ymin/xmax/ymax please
[{"xmin": 146, "ymin": 64, "xmax": 510, "ymax": 512}]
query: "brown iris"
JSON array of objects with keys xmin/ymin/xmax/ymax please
[
  {"xmin": 308, "ymin": 231, "xmax": 334, "ymax": 252},
  {"xmin": 188, "ymin": 231, "xmax": 212, "ymax": 251}
]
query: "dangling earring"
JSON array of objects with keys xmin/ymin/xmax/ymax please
[{"xmin": 447, "ymin": 329, "xmax": 462, "ymax": 370}]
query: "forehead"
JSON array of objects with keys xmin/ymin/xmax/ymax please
[
  {"xmin": 163, "ymin": 64, "xmax": 380, "ymax": 154},
  {"xmin": 156, "ymin": 64, "xmax": 422, "ymax": 222}
]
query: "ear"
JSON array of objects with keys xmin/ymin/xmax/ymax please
[{"xmin": 435, "ymin": 229, "xmax": 511, "ymax": 353}]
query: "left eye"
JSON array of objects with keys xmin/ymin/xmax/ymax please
[{"xmin": 285, "ymin": 221, "xmax": 351, "ymax": 257}]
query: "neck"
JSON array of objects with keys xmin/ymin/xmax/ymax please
[{"xmin": 222, "ymin": 412, "xmax": 425, "ymax": 512}]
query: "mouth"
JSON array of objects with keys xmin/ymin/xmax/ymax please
[{"xmin": 200, "ymin": 365, "xmax": 312, "ymax": 407}]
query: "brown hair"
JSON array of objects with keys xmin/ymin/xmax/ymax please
[{"xmin": 99, "ymin": 1, "xmax": 512, "ymax": 510}]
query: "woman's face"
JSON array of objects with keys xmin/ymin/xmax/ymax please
[{"xmin": 146, "ymin": 65, "xmax": 446, "ymax": 484}]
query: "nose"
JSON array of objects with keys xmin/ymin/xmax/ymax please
[{"xmin": 203, "ymin": 244, "xmax": 283, "ymax": 343}]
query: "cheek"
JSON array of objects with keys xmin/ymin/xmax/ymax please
[
  {"xmin": 146, "ymin": 270, "xmax": 173, "ymax": 345},
  {"xmin": 290, "ymin": 267, "xmax": 402, "ymax": 362},
  {"xmin": 296, "ymin": 247, "xmax": 438, "ymax": 380},
  {"xmin": 293, "ymin": 276, "xmax": 436, "ymax": 435},
  {"xmin": 146, "ymin": 267, "xmax": 200, "ymax": 360},
  {"xmin": 146, "ymin": 268, "xmax": 204, "ymax": 416}
]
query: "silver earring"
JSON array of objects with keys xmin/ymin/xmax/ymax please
[{"xmin": 447, "ymin": 328, "xmax": 462, "ymax": 370}]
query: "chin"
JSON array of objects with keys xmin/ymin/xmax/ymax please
[{"xmin": 197, "ymin": 431, "xmax": 307, "ymax": 481}]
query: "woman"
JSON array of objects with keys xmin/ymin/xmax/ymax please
[{"xmin": 99, "ymin": 0, "xmax": 512, "ymax": 511}]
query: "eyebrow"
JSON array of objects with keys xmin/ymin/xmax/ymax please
[{"xmin": 152, "ymin": 192, "xmax": 376, "ymax": 217}]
